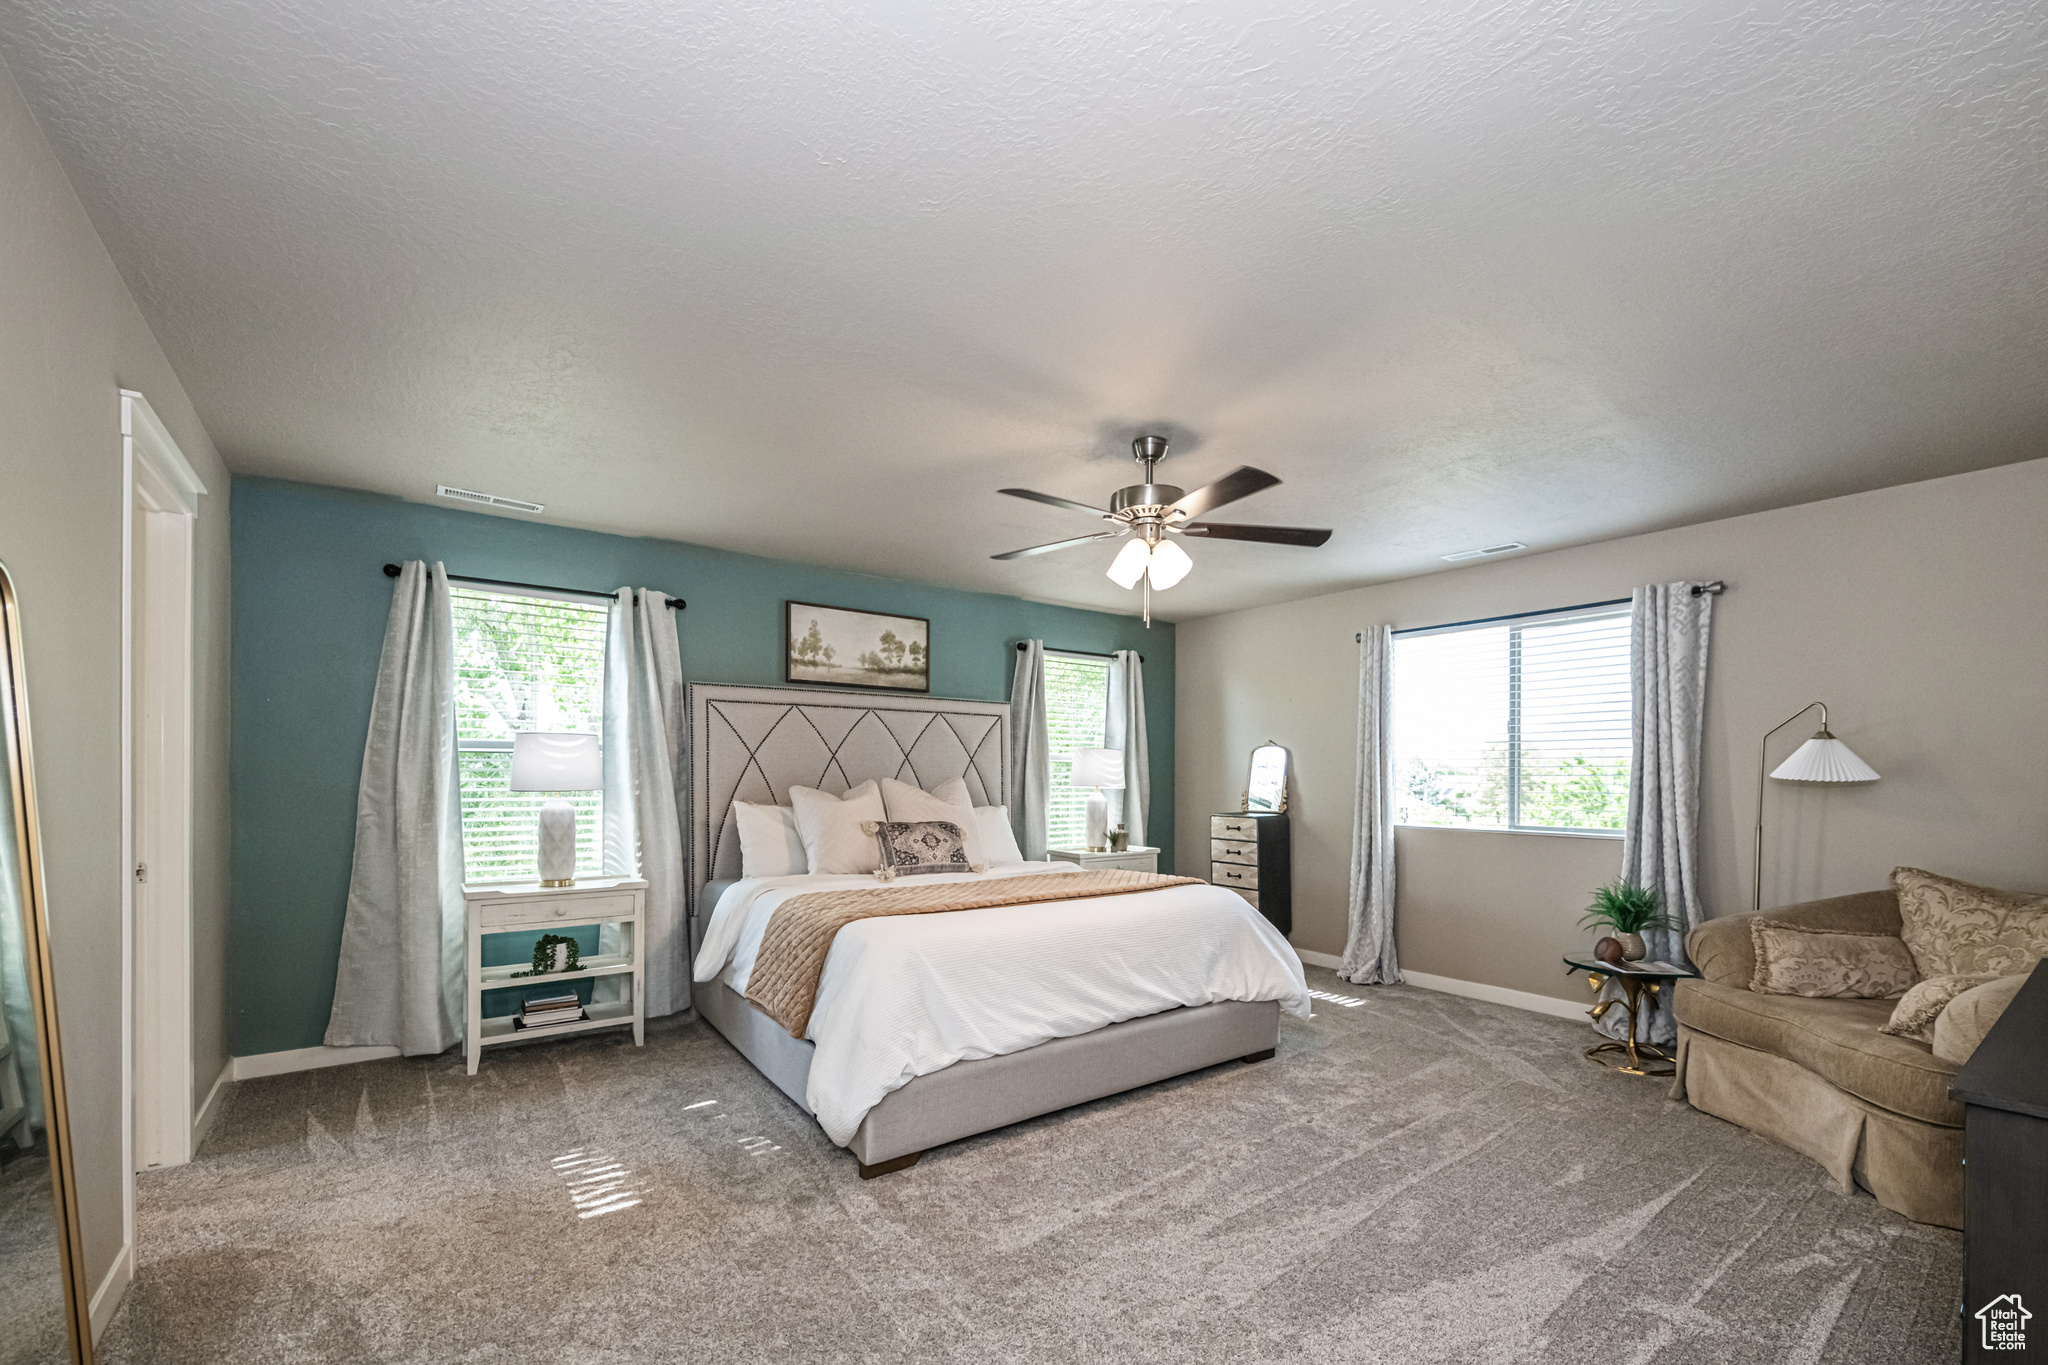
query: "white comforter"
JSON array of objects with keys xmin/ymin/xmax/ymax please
[{"xmin": 691, "ymin": 862, "xmax": 1312, "ymax": 1144}]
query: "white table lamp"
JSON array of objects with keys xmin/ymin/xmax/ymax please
[
  {"xmin": 1071, "ymin": 747, "xmax": 1123, "ymax": 852},
  {"xmin": 1754, "ymin": 702, "xmax": 1879, "ymax": 910},
  {"xmin": 511, "ymin": 732, "xmax": 602, "ymax": 886}
]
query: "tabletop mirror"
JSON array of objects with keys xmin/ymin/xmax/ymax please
[
  {"xmin": 1243, "ymin": 743, "xmax": 1289, "ymax": 814},
  {"xmin": 0, "ymin": 561, "xmax": 94, "ymax": 1365}
]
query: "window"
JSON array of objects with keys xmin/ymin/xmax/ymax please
[
  {"xmin": 452, "ymin": 586, "xmax": 610, "ymax": 881},
  {"xmin": 1043, "ymin": 651, "xmax": 1111, "ymax": 849},
  {"xmin": 1391, "ymin": 608, "xmax": 1631, "ymax": 835}
]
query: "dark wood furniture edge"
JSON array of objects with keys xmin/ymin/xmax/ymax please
[
  {"xmin": 857, "ymin": 1151, "xmax": 923, "ymax": 1180},
  {"xmin": 1950, "ymin": 959, "xmax": 2048, "ymax": 1119}
]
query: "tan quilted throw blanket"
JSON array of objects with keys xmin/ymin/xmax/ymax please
[{"xmin": 744, "ymin": 870, "xmax": 1201, "ymax": 1037}]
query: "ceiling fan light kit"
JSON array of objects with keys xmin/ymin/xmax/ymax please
[{"xmin": 993, "ymin": 435, "xmax": 1333, "ymax": 625}]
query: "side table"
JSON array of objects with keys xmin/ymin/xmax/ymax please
[
  {"xmin": 1561, "ymin": 954, "xmax": 1699, "ymax": 1077},
  {"xmin": 465, "ymin": 877, "xmax": 647, "ymax": 1076}
]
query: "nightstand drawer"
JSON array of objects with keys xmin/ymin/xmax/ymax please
[
  {"xmin": 1211, "ymin": 862, "xmax": 1259, "ymax": 890},
  {"xmin": 1227, "ymin": 887, "xmax": 1260, "ymax": 910},
  {"xmin": 476, "ymin": 892, "xmax": 638, "ymax": 930},
  {"xmin": 1211, "ymin": 815, "xmax": 1261, "ymax": 841},
  {"xmin": 1210, "ymin": 838, "xmax": 1257, "ymax": 865}
]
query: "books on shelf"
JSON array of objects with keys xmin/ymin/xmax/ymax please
[{"xmin": 516, "ymin": 992, "xmax": 585, "ymax": 1029}]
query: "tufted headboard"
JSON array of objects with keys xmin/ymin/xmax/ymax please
[{"xmin": 688, "ymin": 683, "xmax": 1009, "ymax": 894}]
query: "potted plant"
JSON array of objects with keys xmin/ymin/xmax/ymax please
[{"xmin": 1579, "ymin": 880, "xmax": 1677, "ymax": 961}]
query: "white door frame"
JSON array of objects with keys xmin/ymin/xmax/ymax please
[{"xmin": 121, "ymin": 390, "xmax": 204, "ymax": 1180}]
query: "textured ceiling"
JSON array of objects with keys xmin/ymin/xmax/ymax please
[{"xmin": 4, "ymin": 1, "xmax": 2046, "ymax": 618}]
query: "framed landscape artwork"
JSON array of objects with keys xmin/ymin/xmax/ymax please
[{"xmin": 785, "ymin": 601, "xmax": 931, "ymax": 693}]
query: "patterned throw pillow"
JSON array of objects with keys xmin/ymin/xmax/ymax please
[
  {"xmin": 1749, "ymin": 920, "xmax": 1919, "ymax": 999},
  {"xmin": 862, "ymin": 820, "xmax": 976, "ymax": 878},
  {"xmin": 1892, "ymin": 867, "xmax": 2048, "ymax": 980},
  {"xmin": 1881, "ymin": 972, "xmax": 2005, "ymax": 1043}
]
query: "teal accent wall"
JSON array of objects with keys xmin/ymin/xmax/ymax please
[{"xmin": 230, "ymin": 477, "xmax": 1175, "ymax": 1057}]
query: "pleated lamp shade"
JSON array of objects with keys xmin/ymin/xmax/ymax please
[{"xmin": 1769, "ymin": 735, "xmax": 1880, "ymax": 783}]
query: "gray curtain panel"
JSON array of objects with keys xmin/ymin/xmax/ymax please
[
  {"xmin": 326, "ymin": 561, "xmax": 467, "ymax": 1056},
  {"xmin": 1104, "ymin": 649, "xmax": 1148, "ymax": 847},
  {"xmin": 1595, "ymin": 581, "xmax": 1714, "ymax": 1046},
  {"xmin": 603, "ymin": 588, "xmax": 690, "ymax": 1017},
  {"xmin": 1342, "ymin": 625, "xmax": 1401, "ymax": 984},
  {"xmin": 1009, "ymin": 640, "xmax": 1049, "ymax": 860}
]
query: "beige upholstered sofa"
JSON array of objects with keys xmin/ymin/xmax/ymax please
[{"xmin": 1669, "ymin": 891, "xmax": 1962, "ymax": 1228}]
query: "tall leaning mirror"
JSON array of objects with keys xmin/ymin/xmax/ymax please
[{"xmin": 0, "ymin": 561, "xmax": 94, "ymax": 1365}]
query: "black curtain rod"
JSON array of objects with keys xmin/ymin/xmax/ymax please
[
  {"xmin": 1019, "ymin": 641, "xmax": 1143, "ymax": 664},
  {"xmin": 382, "ymin": 563, "xmax": 685, "ymax": 609},
  {"xmin": 1358, "ymin": 581, "xmax": 1725, "ymax": 643}
]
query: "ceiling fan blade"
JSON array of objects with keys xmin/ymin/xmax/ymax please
[
  {"xmin": 1168, "ymin": 466, "xmax": 1281, "ymax": 520},
  {"xmin": 999, "ymin": 487, "xmax": 1112, "ymax": 517},
  {"xmin": 1178, "ymin": 522, "xmax": 1333, "ymax": 547},
  {"xmin": 989, "ymin": 530, "xmax": 1128, "ymax": 561}
]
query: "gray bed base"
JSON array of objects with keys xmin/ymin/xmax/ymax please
[{"xmin": 696, "ymin": 975, "xmax": 1280, "ymax": 1176}]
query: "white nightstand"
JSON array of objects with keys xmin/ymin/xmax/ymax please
[
  {"xmin": 464, "ymin": 877, "xmax": 647, "ymax": 1076},
  {"xmin": 1047, "ymin": 846, "xmax": 1160, "ymax": 874}
]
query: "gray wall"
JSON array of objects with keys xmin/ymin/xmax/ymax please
[
  {"xmin": 1177, "ymin": 456, "xmax": 2048, "ymax": 1005},
  {"xmin": 0, "ymin": 62, "xmax": 231, "ymax": 1300}
]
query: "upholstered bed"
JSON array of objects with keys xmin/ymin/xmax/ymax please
[{"xmin": 686, "ymin": 683, "xmax": 1305, "ymax": 1176}]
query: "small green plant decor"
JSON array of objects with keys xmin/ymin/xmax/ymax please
[
  {"xmin": 511, "ymin": 933, "xmax": 583, "ymax": 979},
  {"xmin": 1578, "ymin": 880, "xmax": 1678, "ymax": 939}
]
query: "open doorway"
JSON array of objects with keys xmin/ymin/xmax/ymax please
[{"xmin": 123, "ymin": 391, "xmax": 205, "ymax": 1175}]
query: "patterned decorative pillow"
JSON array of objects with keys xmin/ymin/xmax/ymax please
[
  {"xmin": 1749, "ymin": 919, "xmax": 1919, "ymax": 999},
  {"xmin": 861, "ymin": 820, "xmax": 977, "ymax": 878},
  {"xmin": 1881, "ymin": 972, "xmax": 2005, "ymax": 1043},
  {"xmin": 1892, "ymin": 867, "xmax": 2048, "ymax": 979}
]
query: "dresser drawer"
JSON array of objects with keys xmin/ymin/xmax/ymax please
[
  {"xmin": 475, "ymin": 892, "xmax": 638, "ymax": 930},
  {"xmin": 1210, "ymin": 838, "xmax": 1257, "ymax": 865},
  {"xmin": 1211, "ymin": 815, "xmax": 1261, "ymax": 841},
  {"xmin": 1211, "ymin": 861, "xmax": 1259, "ymax": 891},
  {"xmin": 1227, "ymin": 887, "xmax": 1260, "ymax": 910}
]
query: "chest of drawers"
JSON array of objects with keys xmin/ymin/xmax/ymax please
[{"xmin": 1210, "ymin": 811, "xmax": 1290, "ymax": 936}]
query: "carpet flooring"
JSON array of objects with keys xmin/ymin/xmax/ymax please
[{"xmin": 102, "ymin": 967, "xmax": 1961, "ymax": 1363}]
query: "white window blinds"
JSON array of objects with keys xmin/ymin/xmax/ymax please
[
  {"xmin": 451, "ymin": 586, "xmax": 610, "ymax": 881},
  {"xmin": 1392, "ymin": 608, "xmax": 1632, "ymax": 834},
  {"xmin": 1043, "ymin": 652, "xmax": 1111, "ymax": 850}
]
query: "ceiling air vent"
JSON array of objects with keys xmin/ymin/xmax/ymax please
[
  {"xmin": 436, "ymin": 485, "xmax": 545, "ymax": 514},
  {"xmin": 1441, "ymin": 541, "xmax": 1527, "ymax": 563}
]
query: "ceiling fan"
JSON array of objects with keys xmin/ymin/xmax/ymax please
[{"xmin": 992, "ymin": 435, "xmax": 1333, "ymax": 624}]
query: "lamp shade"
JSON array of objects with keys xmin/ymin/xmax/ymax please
[
  {"xmin": 1106, "ymin": 539, "xmax": 1150, "ymax": 589},
  {"xmin": 1770, "ymin": 735, "xmax": 1879, "ymax": 783},
  {"xmin": 1146, "ymin": 539, "xmax": 1193, "ymax": 590},
  {"xmin": 509, "ymin": 732, "xmax": 602, "ymax": 792},
  {"xmin": 1070, "ymin": 747, "xmax": 1124, "ymax": 789}
]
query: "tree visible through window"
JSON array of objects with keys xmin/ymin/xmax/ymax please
[
  {"xmin": 452, "ymin": 586, "xmax": 610, "ymax": 881},
  {"xmin": 1392, "ymin": 609, "xmax": 1632, "ymax": 834},
  {"xmin": 1044, "ymin": 652, "xmax": 1111, "ymax": 849}
]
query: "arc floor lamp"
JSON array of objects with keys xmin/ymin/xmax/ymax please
[{"xmin": 1754, "ymin": 701, "xmax": 1880, "ymax": 910}]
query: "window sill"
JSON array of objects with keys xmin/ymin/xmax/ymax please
[{"xmin": 1394, "ymin": 824, "xmax": 1623, "ymax": 841}]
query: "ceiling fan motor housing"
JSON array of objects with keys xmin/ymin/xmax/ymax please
[
  {"xmin": 1109, "ymin": 483, "xmax": 1185, "ymax": 543},
  {"xmin": 1111, "ymin": 436, "xmax": 1184, "ymax": 543}
]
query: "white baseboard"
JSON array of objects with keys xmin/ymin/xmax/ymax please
[
  {"xmin": 89, "ymin": 1241, "xmax": 133, "ymax": 1341},
  {"xmin": 1399, "ymin": 969, "xmax": 1588, "ymax": 1022},
  {"xmin": 1294, "ymin": 948, "xmax": 1587, "ymax": 1022},
  {"xmin": 190, "ymin": 1059, "xmax": 233, "ymax": 1152},
  {"xmin": 231, "ymin": 1043, "xmax": 400, "ymax": 1081}
]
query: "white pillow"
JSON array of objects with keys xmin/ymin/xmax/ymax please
[
  {"xmin": 879, "ymin": 777, "xmax": 987, "ymax": 869},
  {"xmin": 733, "ymin": 802, "xmax": 806, "ymax": 878},
  {"xmin": 788, "ymin": 781, "xmax": 887, "ymax": 875},
  {"xmin": 975, "ymin": 805, "xmax": 1025, "ymax": 864}
]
